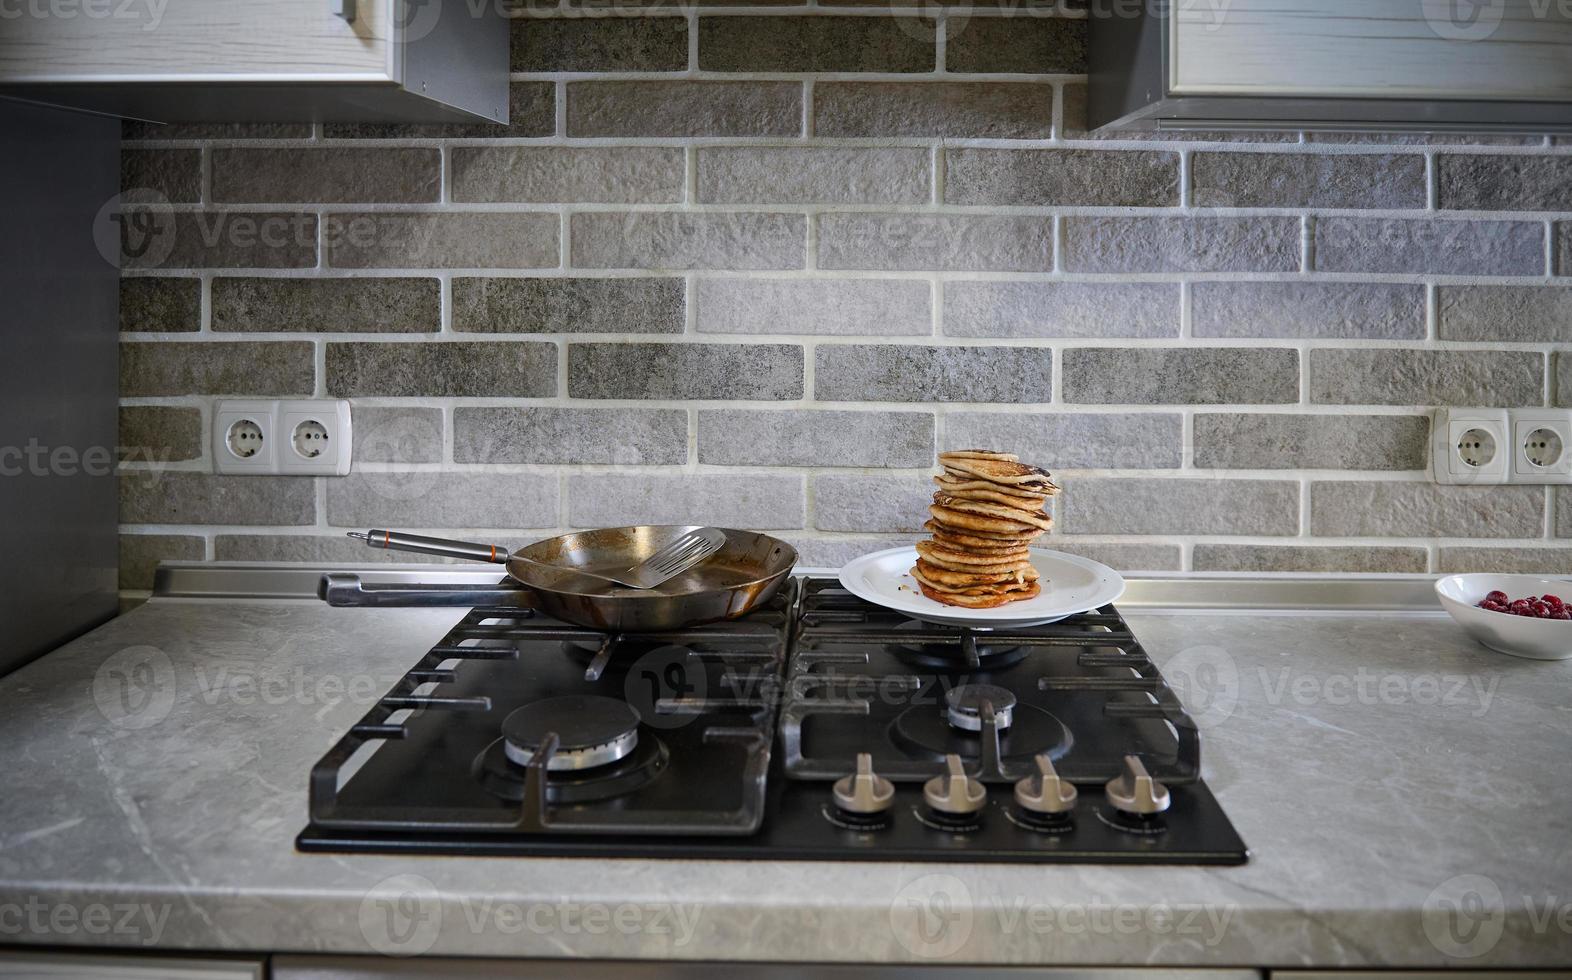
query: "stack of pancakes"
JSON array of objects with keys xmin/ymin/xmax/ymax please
[{"xmin": 910, "ymin": 450, "xmax": 1059, "ymax": 609}]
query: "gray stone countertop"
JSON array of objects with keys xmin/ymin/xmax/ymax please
[{"xmin": 1, "ymin": 591, "xmax": 1570, "ymax": 968}]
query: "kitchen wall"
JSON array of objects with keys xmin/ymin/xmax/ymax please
[{"xmin": 116, "ymin": 4, "xmax": 1572, "ymax": 591}]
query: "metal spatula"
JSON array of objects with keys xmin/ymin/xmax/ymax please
[{"xmin": 592, "ymin": 526, "xmax": 728, "ymax": 589}]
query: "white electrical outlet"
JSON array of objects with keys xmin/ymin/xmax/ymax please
[
  {"xmin": 1432, "ymin": 408, "xmax": 1510, "ymax": 485},
  {"xmin": 214, "ymin": 399, "xmax": 353, "ymax": 475},
  {"xmin": 278, "ymin": 400, "xmax": 353, "ymax": 475},
  {"xmin": 1509, "ymin": 409, "xmax": 1572, "ymax": 484},
  {"xmin": 213, "ymin": 400, "xmax": 277, "ymax": 473}
]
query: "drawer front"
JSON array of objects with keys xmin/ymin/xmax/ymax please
[
  {"xmin": 0, "ymin": 951, "xmax": 264, "ymax": 979},
  {"xmin": 0, "ymin": 0, "xmax": 393, "ymax": 82}
]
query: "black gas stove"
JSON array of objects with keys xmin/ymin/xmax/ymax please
[{"xmin": 297, "ymin": 576, "xmax": 1248, "ymax": 864}]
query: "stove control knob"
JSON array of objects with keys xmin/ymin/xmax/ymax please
[
  {"xmin": 832, "ymin": 753, "xmax": 895, "ymax": 816},
  {"xmin": 1105, "ymin": 755, "xmax": 1171, "ymax": 816},
  {"xmin": 923, "ymin": 754, "xmax": 987, "ymax": 816},
  {"xmin": 1014, "ymin": 753, "xmax": 1077, "ymax": 815}
]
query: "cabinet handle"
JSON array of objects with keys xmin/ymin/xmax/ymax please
[{"xmin": 334, "ymin": 0, "xmax": 356, "ymax": 22}]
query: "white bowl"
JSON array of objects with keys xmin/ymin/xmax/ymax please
[{"xmin": 1436, "ymin": 573, "xmax": 1572, "ymax": 661}]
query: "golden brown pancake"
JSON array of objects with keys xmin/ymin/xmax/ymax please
[
  {"xmin": 933, "ymin": 494, "xmax": 1056, "ymax": 531},
  {"xmin": 924, "ymin": 520, "xmax": 1042, "ymax": 546},
  {"xmin": 934, "ymin": 474, "xmax": 1052, "ymax": 500},
  {"xmin": 916, "ymin": 540, "xmax": 1031, "ymax": 572},
  {"xmin": 938, "ymin": 449, "xmax": 1019, "ymax": 464},
  {"xmin": 929, "ymin": 504, "xmax": 1042, "ymax": 535},
  {"xmin": 914, "ymin": 559, "xmax": 1038, "ymax": 588},
  {"xmin": 934, "ymin": 485, "xmax": 1050, "ymax": 511},
  {"xmin": 918, "ymin": 580, "xmax": 1041, "ymax": 608},
  {"xmin": 942, "ymin": 457, "xmax": 1058, "ymax": 488}
]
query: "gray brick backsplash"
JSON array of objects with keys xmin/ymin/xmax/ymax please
[
  {"xmin": 327, "ymin": 342, "xmax": 558, "ymax": 398},
  {"xmin": 945, "ymin": 16, "xmax": 1084, "ymax": 73},
  {"xmin": 813, "ymin": 475, "xmax": 936, "ymax": 532},
  {"xmin": 1311, "ymin": 483, "xmax": 1543, "ymax": 538},
  {"xmin": 813, "ymin": 83, "xmax": 1053, "ymax": 139},
  {"xmin": 698, "ymin": 409, "xmax": 933, "ymax": 467},
  {"xmin": 1062, "ymin": 348, "xmax": 1298, "ymax": 405},
  {"xmin": 120, "ymin": 407, "xmax": 200, "ymax": 467},
  {"xmin": 816, "ymin": 345, "xmax": 1052, "ymax": 402},
  {"xmin": 569, "ymin": 343, "xmax": 803, "ymax": 400},
  {"xmin": 121, "ymin": 211, "xmax": 316, "ymax": 270},
  {"xmin": 1438, "ymin": 155, "xmax": 1572, "ymax": 212},
  {"xmin": 455, "ymin": 407, "xmax": 688, "ymax": 465},
  {"xmin": 513, "ymin": 15, "xmax": 687, "ymax": 72},
  {"xmin": 120, "ymin": 534, "xmax": 203, "ymax": 590},
  {"xmin": 697, "ymin": 147, "xmax": 930, "ymax": 205},
  {"xmin": 1059, "ymin": 479, "xmax": 1300, "ymax": 536},
  {"xmin": 943, "ymin": 282, "xmax": 1178, "ymax": 339},
  {"xmin": 325, "ymin": 213, "xmax": 559, "ymax": 270},
  {"xmin": 696, "ymin": 278, "xmax": 931, "ymax": 336},
  {"xmin": 945, "ymin": 149, "xmax": 1179, "ymax": 207},
  {"xmin": 451, "ymin": 147, "xmax": 684, "ymax": 205},
  {"xmin": 326, "ymin": 473, "xmax": 559, "ymax": 530},
  {"xmin": 121, "ymin": 341, "xmax": 313, "ymax": 396},
  {"xmin": 119, "ymin": 406, "xmax": 201, "ymax": 463},
  {"xmin": 121, "ymin": 473, "xmax": 315, "ymax": 525},
  {"xmin": 1439, "ymin": 547, "xmax": 1572, "ymax": 574},
  {"xmin": 946, "ymin": 412, "xmax": 1183, "ymax": 469},
  {"xmin": 322, "ymin": 83, "xmax": 554, "ymax": 139},
  {"xmin": 572, "ymin": 212, "xmax": 805, "ymax": 271},
  {"xmin": 1191, "ymin": 153, "xmax": 1426, "ymax": 209},
  {"xmin": 699, "ymin": 17, "xmax": 935, "ymax": 72},
  {"xmin": 1191, "ymin": 282, "xmax": 1425, "ymax": 340},
  {"xmin": 120, "ymin": 278, "xmax": 198, "ymax": 332},
  {"xmin": 212, "ymin": 148, "xmax": 439, "ymax": 204},
  {"xmin": 1438, "ymin": 286, "xmax": 1572, "ymax": 342},
  {"xmin": 112, "ymin": 16, "xmax": 1572, "ymax": 584},
  {"xmin": 568, "ymin": 81, "xmax": 802, "ymax": 137},
  {"xmin": 1313, "ymin": 218, "xmax": 1545, "ymax": 276},
  {"xmin": 211, "ymin": 277, "xmax": 439, "ymax": 333},
  {"xmin": 568, "ymin": 474, "xmax": 805, "ymax": 529},
  {"xmin": 1193, "ymin": 545, "xmax": 1428, "ymax": 574},
  {"xmin": 1194, "ymin": 413, "xmax": 1429, "ymax": 470},
  {"xmin": 121, "ymin": 148, "xmax": 200, "ymax": 203},
  {"xmin": 818, "ymin": 214, "xmax": 1053, "ymax": 272},
  {"xmin": 454, "ymin": 277, "xmax": 684, "ymax": 335},
  {"xmin": 1062, "ymin": 217, "xmax": 1300, "ymax": 273},
  {"xmin": 1038, "ymin": 540, "xmax": 1183, "ymax": 572},
  {"xmin": 353, "ymin": 407, "xmax": 444, "ymax": 464},
  {"xmin": 1308, "ymin": 349, "xmax": 1543, "ymax": 407},
  {"xmin": 785, "ymin": 535, "xmax": 922, "ymax": 569}
]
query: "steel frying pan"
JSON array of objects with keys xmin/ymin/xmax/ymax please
[{"xmin": 337, "ymin": 525, "xmax": 797, "ymax": 632}]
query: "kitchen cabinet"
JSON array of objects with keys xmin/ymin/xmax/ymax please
[
  {"xmin": 0, "ymin": 952, "xmax": 263, "ymax": 979},
  {"xmin": 0, "ymin": 0, "xmax": 507, "ymax": 124},
  {"xmin": 1089, "ymin": 0, "xmax": 1572, "ymax": 133}
]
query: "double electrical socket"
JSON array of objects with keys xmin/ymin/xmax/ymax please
[
  {"xmin": 214, "ymin": 399, "xmax": 353, "ymax": 476},
  {"xmin": 1433, "ymin": 407, "xmax": 1572, "ymax": 485}
]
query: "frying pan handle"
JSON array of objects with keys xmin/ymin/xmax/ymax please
[{"xmin": 347, "ymin": 530, "xmax": 510, "ymax": 564}]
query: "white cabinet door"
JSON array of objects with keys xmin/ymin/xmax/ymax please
[
  {"xmin": 1170, "ymin": 0, "xmax": 1572, "ymax": 101},
  {"xmin": 0, "ymin": 951, "xmax": 264, "ymax": 980},
  {"xmin": 0, "ymin": 0, "xmax": 393, "ymax": 82}
]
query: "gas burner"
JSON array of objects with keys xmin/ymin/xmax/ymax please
[
  {"xmin": 474, "ymin": 735, "xmax": 669, "ymax": 805},
  {"xmin": 945, "ymin": 684, "xmax": 1015, "ymax": 731},
  {"xmin": 891, "ymin": 702, "xmax": 1072, "ymax": 770},
  {"xmin": 502, "ymin": 695, "xmax": 640, "ymax": 771},
  {"xmin": 885, "ymin": 622, "xmax": 1028, "ymax": 672}
]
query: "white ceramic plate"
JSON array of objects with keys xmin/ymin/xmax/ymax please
[
  {"xmin": 838, "ymin": 546, "xmax": 1126, "ymax": 628},
  {"xmin": 1435, "ymin": 573, "xmax": 1572, "ymax": 661}
]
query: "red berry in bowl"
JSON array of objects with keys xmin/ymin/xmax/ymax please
[
  {"xmin": 1554, "ymin": 610, "xmax": 1572, "ymax": 621},
  {"xmin": 1544, "ymin": 594, "xmax": 1565, "ymax": 612},
  {"xmin": 1485, "ymin": 590, "xmax": 1510, "ymax": 605},
  {"xmin": 1509, "ymin": 600, "xmax": 1535, "ymax": 616}
]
